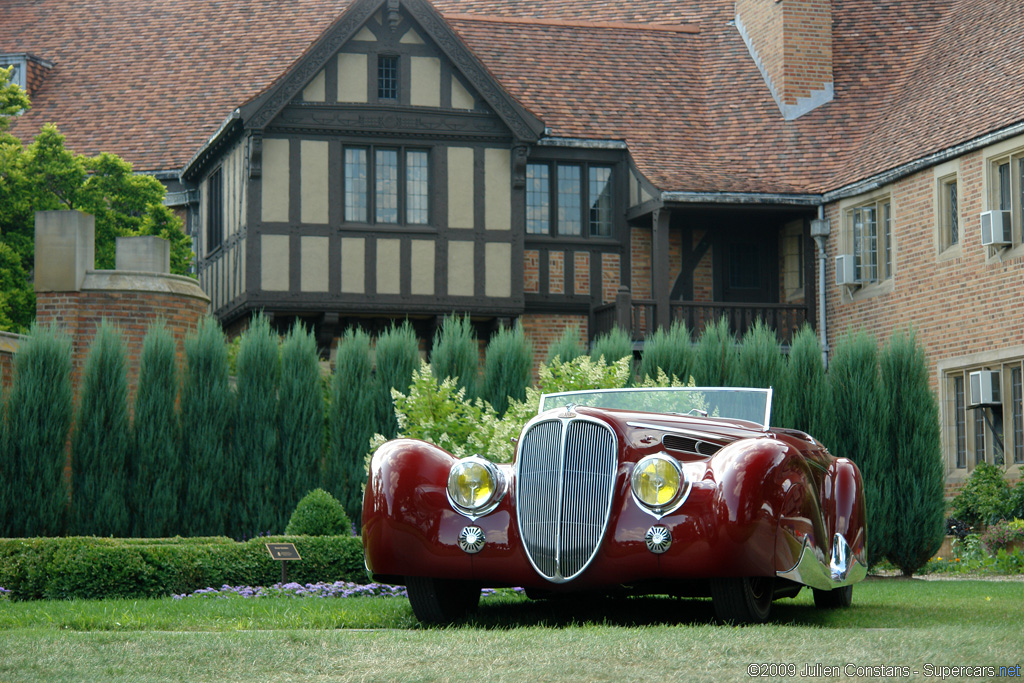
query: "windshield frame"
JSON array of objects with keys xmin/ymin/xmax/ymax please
[{"xmin": 538, "ymin": 386, "xmax": 774, "ymax": 431}]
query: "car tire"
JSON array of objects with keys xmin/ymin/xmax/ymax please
[
  {"xmin": 710, "ymin": 576, "xmax": 774, "ymax": 624},
  {"xmin": 812, "ymin": 584, "xmax": 853, "ymax": 609},
  {"xmin": 405, "ymin": 576, "xmax": 480, "ymax": 624}
]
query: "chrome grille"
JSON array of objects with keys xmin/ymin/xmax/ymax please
[{"xmin": 516, "ymin": 417, "xmax": 617, "ymax": 582}]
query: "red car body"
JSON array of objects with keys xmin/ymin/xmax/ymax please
[{"xmin": 363, "ymin": 390, "xmax": 867, "ymax": 624}]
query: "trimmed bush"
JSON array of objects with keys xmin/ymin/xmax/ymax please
[
  {"xmin": 880, "ymin": 329, "xmax": 945, "ymax": 577},
  {"xmin": 546, "ymin": 323, "xmax": 585, "ymax": 364},
  {"xmin": 431, "ymin": 314, "xmax": 479, "ymax": 401},
  {"xmin": 828, "ymin": 329, "xmax": 887, "ymax": 565},
  {"xmin": 590, "ymin": 326, "xmax": 634, "ymax": 381},
  {"xmin": 232, "ymin": 314, "xmax": 280, "ymax": 538},
  {"xmin": 482, "ymin": 321, "xmax": 532, "ymax": 417},
  {"xmin": 0, "ymin": 535, "xmax": 366, "ymax": 601},
  {"xmin": 2, "ymin": 325, "xmax": 73, "ymax": 537},
  {"xmin": 373, "ymin": 321, "xmax": 420, "ymax": 439},
  {"xmin": 131, "ymin": 321, "xmax": 181, "ymax": 538},
  {"xmin": 180, "ymin": 317, "xmax": 233, "ymax": 537},
  {"xmin": 325, "ymin": 327, "xmax": 377, "ymax": 527},
  {"xmin": 692, "ymin": 316, "xmax": 738, "ymax": 387},
  {"xmin": 278, "ymin": 323, "xmax": 324, "ymax": 532},
  {"xmin": 776, "ymin": 324, "xmax": 831, "ymax": 441},
  {"xmin": 70, "ymin": 321, "xmax": 131, "ymax": 537},
  {"xmin": 637, "ymin": 320, "xmax": 693, "ymax": 384},
  {"xmin": 950, "ymin": 462, "xmax": 1012, "ymax": 528},
  {"xmin": 284, "ymin": 488, "xmax": 352, "ymax": 536}
]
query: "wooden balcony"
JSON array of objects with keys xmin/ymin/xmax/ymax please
[{"xmin": 592, "ymin": 290, "xmax": 810, "ymax": 346}]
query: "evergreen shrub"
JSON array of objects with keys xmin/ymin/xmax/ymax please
[
  {"xmin": 545, "ymin": 323, "xmax": 585, "ymax": 364},
  {"xmin": 950, "ymin": 462, "xmax": 1013, "ymax": 527},
  {"xmin": 880, "ymin": 329, "xmax": 945, "ymax": 576},
  {"xmin": 2, "ymin": 325, "xmax": 73, "ymax": 537},
  {"xmin": 637, "ymin": 320, "xmax": 693, "ymax": 384},
  {"xmin": 278, "ymin": 323, "xmax": 324, "ymax": 532},
  {"xmin": 131, "ymin": 321, "xmax": 181, "ymax": 537},
  {"xmin": 325, "ymin": 327, "xmax": 376, "ymax": 526},
  {"xmin": 232, "ymin": 314, "xmax": 280, "ymax": 537},
  {"xmin": 590, "ymin": 326, "xmax": 633, "ymax": 380},
  {"xmin": 692, "ymin": 317, "xmax": 738, "ymax": 386},
  {"xmin": 482, "ymin": 321, "xmax": 532, "ymax": 417},
  {"xmin": 373, "ymin": 321, "xmax": 420, "ymax": 438},
  {"xmin": 431, "ymin": 314, "xmax": 478, "ymax": 400},
  {"xmin": 284, "ymin": 488, "xmax": 352, "ymax": 536},
  {"xmin": 180, "ymin": 317, "xmax": 233, "ymax": 537},
  {"xmin": 777, "ymin": 324, "xmax": 831, "ymax": 441}
]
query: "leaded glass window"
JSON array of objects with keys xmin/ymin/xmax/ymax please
[
  {"xmin": 526, "ymin": 161, "xmax": 614, "ymax": 238},
  {"xmin": 406, "ymin": 150, "xmax": 429, "ymax": 225},
  {"xmin": 375, "ymin": 149, "xmax": 398, "ymax": 224},
  {"xmin": 589, "ymin": 167, "xmax": 613, "ymax": 237},
  {"xmin": 378, "ymin": 55, "xmax": 398, "ymax": 100},
  {"xmin": 954, "ymin": 375, "xmax": 967, "ymax": 469},
  {"xmin": 557, "ymin": 165, "xmax": 581, "ymax": 236},
  {"xmin": 1013, "ymin": 367, "xmax": 1024, "ymax": 464},
  {"xmin": 974, "ymin": 402, "xmax": 986, "ymax": 466},
  {"xmin": 344, "ymin": 148, "xmax": 369, "ymax": 223},
  {"xmin": 526, "ymin": 164, "xmax": 550, "ymax": 235}
]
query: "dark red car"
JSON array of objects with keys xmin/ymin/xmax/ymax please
[{"xmin": 362, "ymin": 387, "xmax": 867, "ymax": 624}]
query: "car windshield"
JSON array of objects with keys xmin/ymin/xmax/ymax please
[{"xmin": 538, "ymin": 387, "xmax": 773, "ymax": 429}]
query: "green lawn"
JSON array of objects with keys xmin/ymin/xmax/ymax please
[{"xmin": 1, "ymin": 579, "xmax": 1022, "ymax": 682}]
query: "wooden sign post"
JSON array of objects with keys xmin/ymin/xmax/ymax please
[{"xmin": 265, "ymin": 542, "xmax": 301, "ymax": 584}]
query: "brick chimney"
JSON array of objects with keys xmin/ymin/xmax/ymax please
[{"xmin": 735, "ymin": 0, "xmax": 833, "ymax": 120}]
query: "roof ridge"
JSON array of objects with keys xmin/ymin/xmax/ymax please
[{"xmin": 443, "ymin": 12, "xmax": 699, "ymax": 34}]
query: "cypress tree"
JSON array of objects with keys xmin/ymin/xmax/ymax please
[
  {"xmin": 180, "ymin": 317, "xmax": 232, "ymax": 537},
  {"xmin": 881, "ymin": 330, "xmax": 945, "ymax": 576},
  {"xmin": 70, "ymin": 321, "xmax": 131, "ymax": 537},
  {"xmin": 692, "ymin": 317, "xmax": 739, "ymax": 386},
  {"xmin": 828, "ymin": 329, "xmax": 888, "ymax": 565},
  {"xmin": 324, "ymin": 327, "xmax": 376, "ymax": 527},
  {"xmin": 777, "ymin": 324, "xmax": 832, "ymax": 443},
  {"xmin": 482, "ymin": 321, "xmax": 533, "ymax": 417},
  {"xmin": 736, "ymin": 320, "xmax": 785, "ymax": 425},
  {"xmin": 373, "ymin": 321, "xmax": 420, "ymax": 439},
  {"xmin": 278, "ymin": 322, "xmax": 323, "ymax": 531},
  {"xmin": 3, "ymin": 325, "xmax": 73, "ymax": 537},
  {"xmin": 545, "ymin": 323, "xmax": 585, "ymax": 364},
  {"xmin": 131, "ymin": 321, "xmax": 181, "ymax": 537},
  {"xmin": 431, "ymin": 314, "xmax": 479, "ymax": 401},
  {"xmin": 637, "ymin": 320, "xmax": 694, "ymax": 384},
  {"xmin": 232, "ymin": 314, "xmax": 280, "ymax": 537}
]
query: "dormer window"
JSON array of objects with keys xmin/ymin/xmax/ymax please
[
  {"xmin": 378, "ymin": 54, "xmax": 399, "ymax": 100},
  {"xmin": 0, "ymin": 53, "xmax": 53, "ymax": 99},
  {"xmin": 0, "ymin": 54, "xmax": 27, "ymax": 91}
]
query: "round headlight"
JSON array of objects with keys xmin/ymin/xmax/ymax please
[
  {"xmin": 447, "ymin": 456, "xmax": 505, "ymax": 518},
  {"xmin": 631, "ymin": 454, "xmax": 687, "ymax": 515}
]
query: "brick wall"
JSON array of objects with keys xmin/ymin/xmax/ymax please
[
  {"xmin": 631, "ymin": 227, "xmax": 652, "ymax": 299},
  {"xmin": 521, "ymin": 313, "xmax": 589, "ymax": 377}
]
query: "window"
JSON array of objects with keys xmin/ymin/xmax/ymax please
[
  {"xmin": 0, "ymin": 56, "xmax": 26, "ymax": 91},
  {"xmin": 954, "ymin": 375, "xmax": 967, "ymax": 469},
  {"xmin": 206, "ymin": 168, "xmax": 223, "ymax": 254},
  {"xmin": 846, "ymin": 197, "xmax": 891, "ymax": 284},
  {"xmin": 1013, "ymin": 368, "xmax": 1024, "ymax": 465},
  {"xmin": 939, "ymin": 175, "xmax": 959, "ymax": 249},
  {"xmin": 989, "ymin": 151, "xmax": 1024, "ymax": 244},
  {"xmin": 526, "ymin": 162, "xmax": 614, "ymax": 238},
  {"xmin": 945, "ymin": 359, "xmax": 1024, "ymax": 473},
  {"xmin": 378, "ymin": 55, "xmax": 398, "ymax": 100},
  {"xmin": 343, "ymin": 146, "xmax": 429, "ymax": 225}
]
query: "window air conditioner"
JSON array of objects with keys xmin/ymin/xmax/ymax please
[
  {"xmin": 980, "ymin": 210, "xmax": 1012, "ymax": 246},
  {"xmin": 835, "ymin": 254, "xmax": 858, "ymax": 286},
  {"xmin": 969, "ymin": 370, "xmax": 1000, "ymax": 407}
]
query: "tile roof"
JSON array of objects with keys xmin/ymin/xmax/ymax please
[{"xmin": 6, "ymin": 0, "xmax": 1024, "ymax": 196}]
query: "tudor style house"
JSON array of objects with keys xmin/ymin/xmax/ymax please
[{"xmin": 6, "ymin": 0, "xmax": 1024, "ymax": 488}]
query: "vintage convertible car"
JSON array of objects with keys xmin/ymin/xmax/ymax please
[{"xmin": 362, "ymin": 387, "xmax": 867, "ymax": 624}]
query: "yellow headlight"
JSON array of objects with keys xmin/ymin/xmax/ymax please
[
  {"xmin": 631, "ymin": 455, "xmax": 684, "ymax": 512},
  {"xmin": 447, "ymin": 457, "xmax": 503, "ymax": 515}
]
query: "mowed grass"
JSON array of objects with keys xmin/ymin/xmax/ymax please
[{"xmin": 1, "ymin": 579, "xmax": 1022, "ymax": 682}]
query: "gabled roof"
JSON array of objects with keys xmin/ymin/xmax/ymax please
[{"xmin": 6, "ymin": 0, "xmax": 1024, "ymax": 197}]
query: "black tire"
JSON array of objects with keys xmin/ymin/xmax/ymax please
[
  {"xmin": 405, "ymin": 576, "xmax": 480, "ymax": 625},
  {"xmin": 813, "ymin": 584, "xmax": 853, "ymax": 609},
  {"xmin": 710, "ymin": 576, "xmax": 774, "ymax": 624}
]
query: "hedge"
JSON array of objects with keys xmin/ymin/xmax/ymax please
[{"xmin": 0, "ymin": 535, "xmax": 366, "ymax": 600}]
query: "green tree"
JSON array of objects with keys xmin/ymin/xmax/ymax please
[
  {"xmin": 880, "ymin": 329, "xmax": 945, "ymax": 576},
  {"xmin": 324, "ymin": 328, "xmax": 376, "ymax": 527},
  {"xmin": 0, "ymin": 69, "xmax": 192, "ymax": 332},
  {"xmin": 545, "ymin": 323, "xmax": 585, "ymax": 364},
  {"xmin": 828, "ymin": 329, "xmax": 888, "ymax": 565},
  {"xmin": 1, "ymin": 324, "xmax": 72, "ymax": 537},
  {"xmin": 777, "ymin": 324, "xmax": 832, "ymax": 442},
  {"xmin": 180, "ymin": 317, "xmax": 232, "ymax": 536},
  {"xmin": 373, "ymin": 321, "xmax": 420, "ymax": 439},
  {"xmin": 431, "ymin": 314, "xmax": 479, "ymax": 401},
  {"xmin": 637, "ymin": 320, "xmax": 694, "ymax": 384},
  {"xmin": 482, "ymin": 321, "xmax": 533, "ymax": 417},
  {"xmin": 692, "ymin": 317, "xmax": 738, "ymax": 386},
  {"xmin": 278, "ymin": 323, "xmax": 323, "ymax": 532},
  {"xmin": 70, "ymin": 321, "xmax": 131, "ymax": 536},
  {"xmin": 590, "ymin": 326, "xmax": 634, "ymax": 380},
  {"xmin": 131, "ymin": 321, "xmax": 182, "ymax": 537},
  {"xmin": 233, "ymin": 314, "xmax": 280, "ymax": 537}
]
